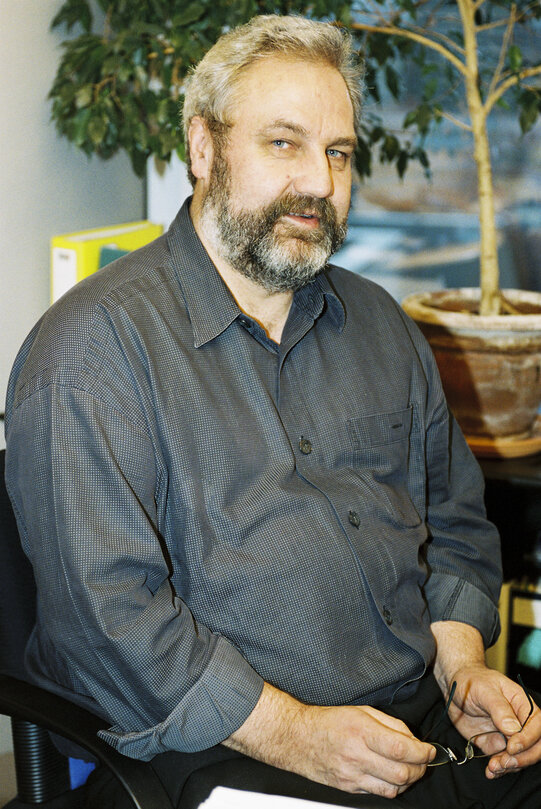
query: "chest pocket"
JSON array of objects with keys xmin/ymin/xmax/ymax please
[
  {"xmin": 347, "ymin": 406, "xmax": 421, "ymax": 528},
  {"xmin": 347, "ymin": 407, "xmax": 413, "ymax": 450}
]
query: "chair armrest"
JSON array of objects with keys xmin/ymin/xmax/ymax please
[{"xmin": 0, "ymin": 673, "xmax": 174, "ymax": 809}]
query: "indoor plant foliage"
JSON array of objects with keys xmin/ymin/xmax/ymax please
[
  {"xmin": 48, "ymin": 0, "xmax": 428, "ymax": 178},
  {"xmin": 348, "ymin": 0, "xmax": 541, "ymax": 318},
  {"xmin": 50, "ymin": 0, "xmax": 541, "ymax": 446},
  {"xmin": 50, "ymin": 0, "xmax": 541, "ymax": 317}
]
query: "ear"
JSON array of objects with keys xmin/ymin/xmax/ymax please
[{"xmin": 188, "ymin": 116, "xmax": 213, "ymax": 182}]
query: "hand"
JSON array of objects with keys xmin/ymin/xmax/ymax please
[
  {"xmin": 431, "ymin": 621, "xmax": 541, "ymax": 779},
  {"xmin": 446, "ymin": 665, "xmax": 541, "ymax": 779},
  {"xmin": 224, "ymin": 682, "xmax": 435, "ymax": 799},
  {"xmin": 305, "ymin": 701, "xmax": 436, "ymax": 797}
]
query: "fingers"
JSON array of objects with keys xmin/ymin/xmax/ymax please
[
  {"xmin": 332, "ymin": 743, "xmax": 429, "ymax": 798},
  {"xmin": 321, "ymin": 706, "xmax": 434, "ymax": 796},
  {"xmin": 362, "ymin": 707, "xmax": 435, "ymax": 766},
  {"xmin": 487, "ymin": 697, "xmax": 541, "ymax": 778},
  {"xmin": 509, "ymin": 719, "xmax": 541, "ymax": 761},
  {"xmin": 451, "ymin": 669, "xmax": 536, "ymax": 745},
  {"xmin": 485, "ymin": 690, "xmax": 523, "ymax": 738}
]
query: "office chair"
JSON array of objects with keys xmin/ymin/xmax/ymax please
[{"xmin": 0, "ymin": 447, "xmax": 174, "ymax": 809}]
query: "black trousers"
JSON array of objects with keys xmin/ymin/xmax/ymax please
[{"xmin": 83, "ymin": 676, "xmax": 541, "ymax": 809}]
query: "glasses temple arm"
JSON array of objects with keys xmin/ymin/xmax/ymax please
[{"xmin": 517, "ymin": 673, "xmax": 534, "ymax": 724}]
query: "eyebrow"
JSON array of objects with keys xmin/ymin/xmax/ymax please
[{"xmin": 260, "ymin": 119, "xmax": 357, "ymax": 150}]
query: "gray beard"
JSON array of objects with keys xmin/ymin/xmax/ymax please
[{"xmin": 200, "ymin": 152, "xmax": 348, "ymax": 293}]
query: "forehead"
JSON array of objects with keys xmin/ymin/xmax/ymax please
[{"xmin": 228, "ymin": 56, "xmax": 355, "ymax": 140}]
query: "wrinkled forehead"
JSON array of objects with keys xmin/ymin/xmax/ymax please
[
  {"xmin": 229, "ymin": 55, "xmax": 353, "ymax": 117},
  {"xmin": 225, "ymin": 56, "xmax": 355, "ymax": 137}
]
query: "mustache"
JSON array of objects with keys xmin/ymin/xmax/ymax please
[{"xmin": 264, "ymin": 195, "xmax": 338, "ymax": 226}]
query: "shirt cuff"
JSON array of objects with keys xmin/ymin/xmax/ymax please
[
  {"xmin": 425, "ymin": 573, "xmax": 501, "ymax": 649},
  {"xmin": 98, "ymin": 635, "xmax": 264, "ymax": 759}
]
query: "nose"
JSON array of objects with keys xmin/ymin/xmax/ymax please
[{"xmin": 292, "ymin": 149, "xmax": 334, "ymax": 199}]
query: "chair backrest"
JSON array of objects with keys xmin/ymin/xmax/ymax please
[{"xmin": 0, "ymin": 448, "xmax": 38, "ymax": 681}]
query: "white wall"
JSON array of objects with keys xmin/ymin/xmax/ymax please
[
  {"xmin": 0, "ymin": 0, "xmax": 144, "ymax": 768},
  {"xmin": 0, "ymin": 1, "xmax": 145, "ymax": 444}
]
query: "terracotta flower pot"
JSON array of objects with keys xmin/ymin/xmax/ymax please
[{"xmin": 402, "ymin": 289, "xmax": 541, "ymax": 456}]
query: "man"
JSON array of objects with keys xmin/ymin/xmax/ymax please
[{"xmin": 4, "ymin": 14, "xmax": 541, "ymax": 809}]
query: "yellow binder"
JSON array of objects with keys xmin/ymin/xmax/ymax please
[{"xmin": 51, "ymin": 220, "xmax": 163, "ymax": 303}]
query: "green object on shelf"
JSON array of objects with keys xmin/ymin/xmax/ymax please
[
  {"xmin": 517, "ymin": 628, "xmax": 541, "ymax": 669},
  {"xmin": 99, "ymin": 246, "xmax": 129, "ymax": 269}
]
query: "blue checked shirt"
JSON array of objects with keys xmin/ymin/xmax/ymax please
[{"xmin": 5, "ymin": 200, "xmax": 501, "ymax": 761}]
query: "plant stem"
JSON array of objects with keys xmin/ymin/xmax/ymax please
[
  {"xmin": 349, "ymin": 22, "xmax": 467, "ymax": 76},
  {"xmin": 457, "ymin": 0, "xmax": 501, "ymax": 315},
  {"xmin": 352, "ymin": 8, "xmax": 503, "ymax": 313}
]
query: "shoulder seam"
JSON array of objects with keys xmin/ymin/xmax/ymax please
[{"xmin": 12, "ymin": 378, "xmax": 148, "ymax": 437}]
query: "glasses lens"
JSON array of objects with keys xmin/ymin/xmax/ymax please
[
  {"xmin": 428, "ymin": 743, "xmax": 454, "ymax": 766},
  {"xmin": 467, "ymin": 730, "xmax": 508, "ymax": 759}
]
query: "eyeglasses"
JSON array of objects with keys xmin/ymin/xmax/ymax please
[{"xmin": 424, "ymin": 674, "xmax": 533, "ymax": 767}]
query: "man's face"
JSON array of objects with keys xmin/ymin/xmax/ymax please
[{"xmin": 197, "ymin": 56, "xmax": 357, "ymax": 292}]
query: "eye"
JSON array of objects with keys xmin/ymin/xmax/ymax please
[
  {"xmin": 272, "ymin": 139, "xmax": 289, "ymax": 149},
  {"xmin": 327, "ymin": 148, "xmax": 348, "ymax": 161}
]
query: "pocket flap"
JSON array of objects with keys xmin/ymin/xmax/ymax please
[{"xmin": 348, "ymin": 406, "xmax": 413, "ymax": 449}]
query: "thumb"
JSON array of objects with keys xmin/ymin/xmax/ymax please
[
  {"xmin": 500, "ymin": 715, "xmax": 522, "ymax": 735},
  {"xmin": 487, "ymin": 693, "xmax": 522, "ymax": 736}
]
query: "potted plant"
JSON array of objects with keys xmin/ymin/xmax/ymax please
[
  {"xmin": 49, "ymin": 0, "xmax": 541, "ymax": 454},
  {"xmin": 346, "ymin": 0, "xmax": 541, "ymax": 456}
]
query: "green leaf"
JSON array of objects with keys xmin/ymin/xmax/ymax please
[
  {"xmin": 354, "ymin": 137, "xmax": 372, "ymax": 179},
  {"xmin": 403, "ymin": 110, "xmax": 417, "ymax": 129},
  {"xmin": 157, "ymin": 98, "xmax": 171, "ymax": 125},
  {"xmin": 176, "ymin": 142, "xmax": 186, "ymax": 162},
  {"xmin": 87, "ymin": 114, "xmax": 107, "ymax": 145},
  {"xmin": 75, "ymin": 85, "xmax": 93, "ymax": 109},
  {"xmin": 519, "ymin": 94, "xmax": 540, "ymax": 134},
  {"xmin": 136, "ymin": 122, "xmax": 149, "ymax": 150},
  {"xmin": 397, "ymin": 150, "xmax": 409, "ymax": 178},
  {"xmin": 51, "ymin": 0, "xmax": 92, "ymax": 33},
  {"xmin": 385, "ymin": 64, "xmax": 400, "ymax": 100},
  {"xmin": 130, "ymin": 147, "xmax": 148, "ymax": 178},
  {"xmin": 172, "ymin": 3, "xmax": 206, "ymax": 27},
  {"xmin": 508, "ymin": 45, "xmax": 523, "ymax": 73},
  {"xmin": 381, "ymin": 134, "xmax": 399, "ymax": 162},
  {"xmin": 73, "ymin": 108, "xmax": 91, "ymax": 147},
  {"xmin": 118, "ymin": 62, "xmax": 134, "ymax": 83},
  {"xmin": 158, "ymin": 130, "xmax": 179, "ymax": 157},
  {"xmin": 418, "ymin": 149, "xmax": 429, "ymax": 169},
  {"xmin": 415, "ymin": 104, "xmax": 432, "ymax": 134},
  {"xmin": 369, "ymin": 35, "xmax": 394, "ymax": 66},
  {"xmin": 422, "ymin": 75, "xmax": 438, "ymax": 101},
  {"xmin": 363, "ymin": 65, "xmax": 381, "ymax": 103},
  {"xmin": 370, "ymin": 125, "xmax": 385, "ymax": 143},
  {"xmin": 338, "ymin": 5, "xmax": 353, "ymax": 26}
]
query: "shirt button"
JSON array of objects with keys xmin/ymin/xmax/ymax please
[
  {"xmin": 299, "ymin": 437, "xmax": 312, "ymax": 455},
  {"xmin": 348, "ymin": 510, "xmax": 360, "ymax": 528},
  {"xmin": 382, "ymin": 606, "xmax": 393, "ymax": 626}
]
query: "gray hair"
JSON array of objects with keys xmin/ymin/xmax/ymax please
[{"xmin": 182, "ymin": 15, "xmax": 364, "ymax": 186}]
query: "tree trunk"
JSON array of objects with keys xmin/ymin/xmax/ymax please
[{"xmin": 458, "ymin": 0, "xmax": 501, "ymax": 315}]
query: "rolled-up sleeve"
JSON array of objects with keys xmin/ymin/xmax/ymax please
[
  {"xmin": 6, "ymin": 382, "xmax": 263, "ymax": 759},
  {"xmin": 422, "ymin": 385, "xmax": 502, "ymax": 648}
]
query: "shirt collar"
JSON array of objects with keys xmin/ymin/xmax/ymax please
[
  {"xmin": 293, "ymin": 273, "xmax": 345, "ymax": 332},
  {"xmin": 167, "ymin": 199, "xmax": 345, "ymax": 347}
]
